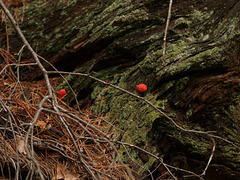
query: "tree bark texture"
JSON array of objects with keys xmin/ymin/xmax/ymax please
[{"xmin": 7, "ymin": 0, "xmax": 240, "ymax": 179}]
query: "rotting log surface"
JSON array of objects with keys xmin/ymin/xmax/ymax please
[{"xmin": 5, "ymin": 0, "xmax": 240, "ymax": 179}]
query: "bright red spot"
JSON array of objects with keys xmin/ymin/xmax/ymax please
[
  {"xmin": 58, "ymin": 89, "xmax": 66, "ymax": 99},
  {"xmin": 136, "ymin": 84, "xmax": 147, "ymax": 93}
]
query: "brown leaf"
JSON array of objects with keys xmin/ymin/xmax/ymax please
[
  {"xmin": 53, "ymin": 164, "xmax": 79, "ymax": 180},
  {"xmin": 35, "ymin": 120, "xmax": 47, "ymax": 130},
  {"xmin": 16, "ymin": 135, "xmax": 26, "ymax": 155}
]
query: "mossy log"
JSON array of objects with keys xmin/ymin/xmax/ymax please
[{"xmin": 6, "ymin": 0, "xmax": 240, "ymax": 179}]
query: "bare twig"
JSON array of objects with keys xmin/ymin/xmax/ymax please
[
  {"xmin": 202, "ymin": 136, "xmax": 216, "ymax": 176},
  {"xmin": 47, "ymin": 71, "xmax": 212, "ymax": 135},
  {"xmin": 162, "ymin": 0, "xmax": 173, "ymax": 60},
  {"xmin": 0, "ymin": 1, "xmax": 239, "ymax": 179},
  {"xmin": 0, "ymin": 0, "xmax": 53, "ymax": 97}
]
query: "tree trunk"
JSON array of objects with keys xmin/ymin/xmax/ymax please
[{"xmin": 7, "ymin": 0, "xmax": 240, "ymax": 179}]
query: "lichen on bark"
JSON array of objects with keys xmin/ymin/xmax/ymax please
[{"xmin": 14, "ymin": 0, "xmax": 240, "ymax": 178}]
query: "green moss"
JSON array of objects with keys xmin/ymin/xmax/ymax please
[
  {"xmin": 190, "ymin": 9, "xmax": 213, "ymax": 26},
  {"xmin": 174, "ymin": 17, "xmax": 191, "ymax": 29},
  {"xmin": 176, "ymin": 77, "xmax": 189, "ymax": 91},
  {"xmin": 174, "ymin": 133, "xmax": 211, "ymax": 155},
  {"xmin": 186, "ymin": 108, "xmax": 192, "ymax": 118},
  {"xmin": 155, "ymin": 44, "xmax": 223, "ymax": 79},
  {"xmin": 52, "ymin": 0, "xmax": 240, "ymax": 174}
]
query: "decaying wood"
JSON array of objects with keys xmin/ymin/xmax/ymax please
[{"xmin": 1, "ymin": 0, "xmax": 240, "ymax": 179}]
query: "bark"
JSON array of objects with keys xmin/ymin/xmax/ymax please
[{"xmin": 6, "ymin": 0, "xmax": 240, "ymax": 179}]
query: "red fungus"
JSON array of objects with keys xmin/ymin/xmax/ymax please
[
  {"xmin": 136, "ymin": 84, "xmax": 147, "ymax": 93},
  {"xmin": 58, "ymin": 89, "xmax": 66, "ymax": 99}
]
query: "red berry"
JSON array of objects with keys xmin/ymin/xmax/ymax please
[
  {"xmin": 58, "ymin": 89, "xmax": 66, "ymax": 99},
  {"xmin": 136, "ymin": 84, "xmax": 147, "ymax": 93}
]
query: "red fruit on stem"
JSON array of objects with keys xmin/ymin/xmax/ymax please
[
  {"xmin": 136, "ymin": 84, "xmax": 147, "ymax": 93},
  {"xmin": 58, "ymin": 89, "xmax": 66, "ymax": 99}
]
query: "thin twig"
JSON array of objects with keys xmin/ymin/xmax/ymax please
[
  {"xmin": 0, "ymin": 0, "xmax": 53, "ymax": 97},
  {"xmin": 47, "ymin": 71, "xmax": 211, "ymax": 135},
  {"xmin": 202, "ymin": 136, "xmax": 216, "ymax": 176},
  {"xmin": 1, "ymin": 1, "xmax": 238, "ymax": 179},
  {"xmin": 162, "ymin": 0, "xmax": 173, "ymax": 60}
]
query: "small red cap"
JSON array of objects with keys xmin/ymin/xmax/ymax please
[
  {"xmin": 58, "ymin": 89, "xmax": 66, "ymax": 99},
  {"xmin": 136, "ymin": 84, "xmax": 147, "ymax": 93}
]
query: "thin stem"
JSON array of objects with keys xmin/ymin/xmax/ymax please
[{"xmin": 162, "ymin": 0, "xmax": 173, "ymax": 60}]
